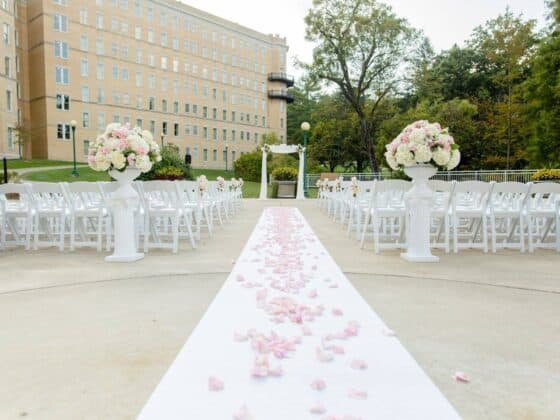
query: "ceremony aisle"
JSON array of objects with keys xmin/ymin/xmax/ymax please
[{"xmin": 138, "ymin": 207, "xmax": 460, "ymax": 420}]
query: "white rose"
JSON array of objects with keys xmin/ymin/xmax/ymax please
[
  {"xmin": 104, "ymin": 123, "xmax": 121, "ymax": 136},
  {"xmin": 414, "ymin": 144, "xmax": 432, "ymax": 163},
  {"xmin": 447, "ymin": 149, "xmax": 461, "ymax": 170},
  {"xmin": 426, "ymin": 124, "xmax": 440, "ymax": 137},
  {"xmin": 385, "ymin": 152, "xmax": 399, "ymax": 170},
  {"xmin": 135, "ymin": 155, "xmax": 152, "ymax": 173},
  {"xmin": 95, "ymin": 153, "xmax": 111, "ymax": 171},
  {"xmin": 110, "ymin": 151, "xmax": 126, "ymax": 170},
  {"xmin": 141, "ymin": 130, "xmax": 154, "ymax": 143},
  {"xmin": 409, "ymin": 128, "xmax": 426, "ymax": 144},
  {"xmin": 433, "ymin": 148, "xmax": 451, "ymax": 166}
]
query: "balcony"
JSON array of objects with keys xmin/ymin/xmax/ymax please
[
  {"xmin": 268, "ymin": 72, "xmax": 295, "ymax": 87},
  {"xmin": 268, "ymin": 89, "xmax": 294, "ymax": 103}
]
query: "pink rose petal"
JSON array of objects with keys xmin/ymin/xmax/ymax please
[
  {"xmin": 208, "ymin": 376, "xmax": 223, "ymax": 392},
  {"xmin": 310, "ymin": 379, "xmax": 326, "ymax": 391},
  {"xmin": 236, "ymin": 274, "xmax": 245, "ymax": 282},
  {"xmin": 348, "ymin": 389, "xmax": 368, "ymax": 400},
  {"xmin": 307, "ymin": 289, "xmax": 318, "ymax": 298},
  {"xmin": 309, "ymin": 403, "xmax": 325, "ymax": 415},
  {"xmin": 233, "ymin": 405, "xmax": 254, "ymax": 420},
  {"xmin": 332, "ymin": 308, "xmax": 343, "ymax": 316},
  {"xmin": 453, "ymin": 371, "xmax": 469, "ymax": 383},
  {"xmin": 351, "ymin": 359, "xmax": 368, "ymax": 370}
]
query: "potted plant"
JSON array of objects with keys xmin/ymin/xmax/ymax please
[
  {"xmin": 272, "ymin": 167, "xmax": 298, "ymax": 198},
  {"xmin": 532, "ymin": 169, "xmax": 560, "ymax": 183}
]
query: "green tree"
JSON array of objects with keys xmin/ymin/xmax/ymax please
[
  {"xmin": 301, "ymin": 0, "xmax": 420, "ymax": 171},
  {"xmin": 469, "ymin": 9, "xmax": 538, "ymax": 169}
]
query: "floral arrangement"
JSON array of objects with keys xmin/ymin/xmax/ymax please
[
  {"xmin": 197, "ymin": 174, "xmax": 208, "ymax": 195},
  {"xmin": 88, "ymin": 123, "xmax": 161, "ymax": 173},
  {"xmin": 334, "ymin": 176, "xmax": 343, "ymax": 192},
  {"xmin": 230, "ymin": 177, "xmax": 241, "ymax": 190},
  {"xmin": 238, "ymin": 178, "xmax": 244, "ymax": 188},
  {"xmin": 216, "ymin": 176, "xmax": 225, "ymax": 192},
  {"xmin": 384, "ymin": 120, "xmax": 460, "ymax": 171},
  {"xmin": 349, "ymin": 176, "xmax": 359, "ymax": 197}
]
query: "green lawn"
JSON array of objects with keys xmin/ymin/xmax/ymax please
[
  {"xmin": 20, "ymin": 166, "xmax": 315, "ymax": 200},
  {"xmin": 5, "ymin": 159, "xmax": 87, "ymax": 170}
]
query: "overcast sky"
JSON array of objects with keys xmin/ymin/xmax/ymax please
[{"xmin": 181, "ymin": 0, "xmax": 548, "ymax": 77}]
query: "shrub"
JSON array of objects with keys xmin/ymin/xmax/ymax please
[
  {"xmin": 272, "ymin": 167, "xmax": 298, "ymax": 181},
  {"xmin": 138, "ymin": 144, "xmax": 191, "ymax": 181},
  {"xmin": 532, "ymin": 168, "xmax": 560, "ymax": 181},
  {"xmin": 234, "ymin": 151, "xmax": 264, "ymax": 182},
  {"xmin": 154, "ymin": 166, "xmax": 185, "ymax": 180}
]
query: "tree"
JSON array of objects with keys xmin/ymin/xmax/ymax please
[
  {"xmin": 469, "ymin": 9, "xmax": 538, "ymax": 169},
  {"xmin": 524, "ymin": 9, "xmax": 560, "ymax": 166},
  {"xmin": 14, "ymin": 123, "xmax": 32, "ymax": 158},
  {"xmin": 301, "ymin": 0, "xmax": 420, "ymax": 171},
  {"xmin": 286, "ymin": 85, "xmax": 319, "ymax": 145}
]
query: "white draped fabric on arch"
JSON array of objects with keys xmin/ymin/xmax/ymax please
[{"xmin": 259, "ymin": 144, "xmax": 306, "ymax": 200}]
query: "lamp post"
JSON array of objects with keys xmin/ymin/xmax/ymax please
[
  {"xmin": 160, "ymin": 133, "xmax": 165, "ymax": 149},
  {"xmin": 301, "ymin": 121, "xmax": 310, "ymax": 197},
  {"xmin": 224, "ymin": 140, "xmax": 229, "ymax": 172},
  {"xmin": 70, "ymin": 120, "xmax": 79, "ymax": 177}
]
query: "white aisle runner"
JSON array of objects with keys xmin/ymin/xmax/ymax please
[{"xmin": 138, "ymin": 207, "xmax": 460, "ymax": 420}]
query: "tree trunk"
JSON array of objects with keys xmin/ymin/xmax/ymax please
[{"xmin": 359, "ymin": 118, "xmax": 378, "ymax": 173}]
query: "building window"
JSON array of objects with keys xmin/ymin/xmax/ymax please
[
  {"xmin": 222, "ymin": 110, "xmax": 227, "ymax": 121},
  {"xmin": 82, "ymin": 112, "xmax": 90, "ymax": 128},
  {"xmin": 96, "ymin": 39, "xmax": 104, "ymax": 55},
  {"xmin": 173, "ymin": 101, "xmax": 179, "ymax": 114},
  {"xmin": 149, "ymin": 120, "xmax": 155, "ymax": 133},
  {"xmin": 213, "ymin": 149, "xmax": 217, "ymax": 161},
  {"xmin": 148, "ymin": 97, "xmax": 155, "ymax": 110},
  {"xmin": 7, "ymin": 127, "xmax": 13, "ymax": 150},
  {"xmin": 161, "ymin": 99, "xmax": 167, "ymax": 112},
  {"xmin": 83, "ymin": 140, "xmax": 90, "ymax": 156},
  {"xmin": 53, "ymin": 15, "xmax": 67, "ymax": 32},
  {"xmin": 222, "ymin": 150, "xmax": 227, "ymax": 162},
  {"xmin": 81, "ymin": 86, "xmax": 89, "ymax": 102},
  {"xmin": 203, "ymin": 106, "xmax": 208, "ymax": 118},
  {"xmin": 80, "ymin": 35, "xmax": 88, "ymax": 51},
  {"xmin": 173, "ymin": 123, "xmax": 178, "ymax": 136},
  {"xmin": 54, "ymin": 41, "xmax": 69, "ymax": 59},
  {"xmin": 212, "ymin": 128, "xmax": 217, "ymax": 140},
  {"xmin": 96, "ymin": 13, "xmax": 104, "ymax": 29},
  {"xmin": 5, "ymin": 90, "xmax": 11, "ymax": 111},
  {"xmin": 96, "ymin": 63, "xmax": 105, "ymax": 80},
  {"xmin": 55, "ymin": 67, "xmax": 69, "ymax": 84},
  {"xmin": 80, "ymin": 58, "xmax": 88, "ymax": 76},
  {"xmin": 56, "ymin": 94, "xmax": 70, "ymax": 110},
  {"xmin": 203, "ymin": 127, "xmax": 208, "ymax": 139},
  {"xmin": 57, "ymin": 123, "xmax": 71, "ymax": 140},
  {"xmin": 136, "ymin": 118, "xmax": 142, "ymax": 128},
  {"xmin": 232, "ymin": 130, "xmax": 236, "ymax": 141},
  {"xmin": 162, "ymin": 121, "xmax": 167, "ymax": 135},
  {"xmin": 79, "ymin": 9, "xmax": 88, "ymax": 25},
  {"xmin": 232, "ymin": 151, "xmax": 236, "ymax": 161},
  {"xmin": 203, "ymin": 148, "xmax": 208, "ymax": 161},
  {"xmin": 97, "ymin": 113, "xmax": 105, "ymax": 128},
  {"xmin": 212, "ymin": 108, "xmax": 217, "ymax": 119},
  {"xmin": 4, "ymin": 56, "xmax": 10, "ymax": 77},
  {"xmin": 222, "ymin": 129, "xmax": 226, "ymax": 141},
  {"xmin": 184, "ymin": 103, "xmax": 190, "ymax": 113}
]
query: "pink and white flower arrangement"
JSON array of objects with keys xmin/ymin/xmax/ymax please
[
  {"xmin": 349, "ymin": 176, "xmax": 359, "ymax": 196},
  {"xmin": 197, "ymin": 174, "xmax": 208, "ymax": 195},
  {"xmin": 87, "ymin": 123, "xmax": 161, "ymax": 173},
  {"xmin": 384, "ymin": 120, "xmax": 460, "ymax": 171},
  {"xmin": 216, "ymin": 176, "xmax": 225, "ymax": 192},
  {"xmin": 231, "ymin": 177, "xmax": 241, "ymax": 190}
]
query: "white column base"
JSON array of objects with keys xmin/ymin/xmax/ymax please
[
  {"xmin": 400, "ymin": 252, "xmax": 439, "ymax": 263},
  {"xmin": 105, "ymin": 252, "xmax": 144, "ymax": 263}
]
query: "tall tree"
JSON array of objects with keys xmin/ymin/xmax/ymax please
[
  {"xmin": 301, "ymin": 0, "xmax": 420, "ymax": 171},
  {"xmin": 469, "ymin": 9, "xmax": 537, "ymax": 168}
]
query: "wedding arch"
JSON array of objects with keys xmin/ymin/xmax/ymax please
[{"xmin": 259, "ymin": 144, "xmax": 305, "ymax": 200}]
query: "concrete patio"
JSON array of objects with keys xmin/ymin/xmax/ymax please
[{"xmin": 0, "ymin": 199, "xmax": 558, "ymax": 419}]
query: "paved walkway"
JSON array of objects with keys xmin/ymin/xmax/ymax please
[{"xmin": 0, "ymin": 200, "xmax": 558, "ymax": 419}]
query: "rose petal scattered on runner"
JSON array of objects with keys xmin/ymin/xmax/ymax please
[
  {"xmin": 351, "ymin": 359, "xmax": 368, "ymax": 370},
  {"xmin": 348, "ymin": 389, "xmax": 368, "ymax": 400},
  {"xmin": 453, "ymin": 371, "xmax": 469, "ymax": 383},
  {"xmin": 310, "ymin": 379, "xmax": 326, "ymax": 391},
  {"xmin": 208, "ymin": 376, "xmax": 223, "ymax": 392},
  {"xmin": 309, "ymin": 403, "xmax": 326, "ymax": 415}
]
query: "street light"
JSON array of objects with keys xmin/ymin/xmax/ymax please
[
  {"xmin": 70, "ymin": 119, "xmax": 79, "ymax": 177},
  {"xmin": 224, "ymin": 140, "xmax": 229, "ymax": 172},
  {"xmin": 301, "ymin": 121, "xmax": 310, "ymax": 197}
]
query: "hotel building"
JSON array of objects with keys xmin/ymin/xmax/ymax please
[{"xmin": 0, "ymin": 0, "xmax": 293, "ymax": 169}]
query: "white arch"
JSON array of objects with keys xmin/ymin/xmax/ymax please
[{"xmin": 259, "ymin": 144, "xmax": 305, "ymax": 200}]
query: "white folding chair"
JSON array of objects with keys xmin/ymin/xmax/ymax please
[
  {"xmin": 0, "ymin": 183, "xmax": 33, "ymax": 250},
  {"xmin": 141, "ymin": 181, "xmax": 195, "ymax": 253},
  {"xmin": 451, "ymin": 181, "xmax": 494, "ymax": 253},
  {"xmin": 360, "ymin": 180, "xmax": 410, "ymax": 253},
  {"xmin": 28, "ymin": 183, "xmax": 67, "ymax": 251},
  {"xmin": 62, "ymin": 182, "xmax": 107, "ymax": 251},
  {"xmin": 526, "ymin": 182, "xmax": 560, "ymax": 252},
  {"xmin": 488, "ymin": 182, "xmax": 531, "ymax": 252},
  {"xmin": 428, "ymin": 180, "xmax": 456, "ymax": 253}
]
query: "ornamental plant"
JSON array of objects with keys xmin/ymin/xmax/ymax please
[
  {"xmin": 532, "ymin": 169, "xmax": 560, "ymax": 181},
  {"xmin": 88, "ymin": 123, "xmax": 161, "ymax": 173},
  {"xmin": 384, "ymin": 120, "xmax": 460, "ymax": 171},
  {"xmin": 272, "ymin": 167, "xmax": 298, "ymax": 181}
]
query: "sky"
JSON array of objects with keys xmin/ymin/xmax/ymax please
[{"xmin": 180, "ymin": 0, "xmax": 548, "ymax": 77}]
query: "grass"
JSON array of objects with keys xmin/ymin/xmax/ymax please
[
  {"xmin": 5, "ymin": 159, "xmax": 87, "ymax": 170},
  {"xmin": 21, "ymin": 166, "xmax": 315, "ymax": 200}
]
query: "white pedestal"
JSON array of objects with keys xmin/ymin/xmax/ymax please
[
  {"xmin": 400, "ymin": 165, "xmax": 439, "ymax": 263},
  {"xmin": 105, "ymin": 168, "xmax": 144, "ymax": 263}
]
